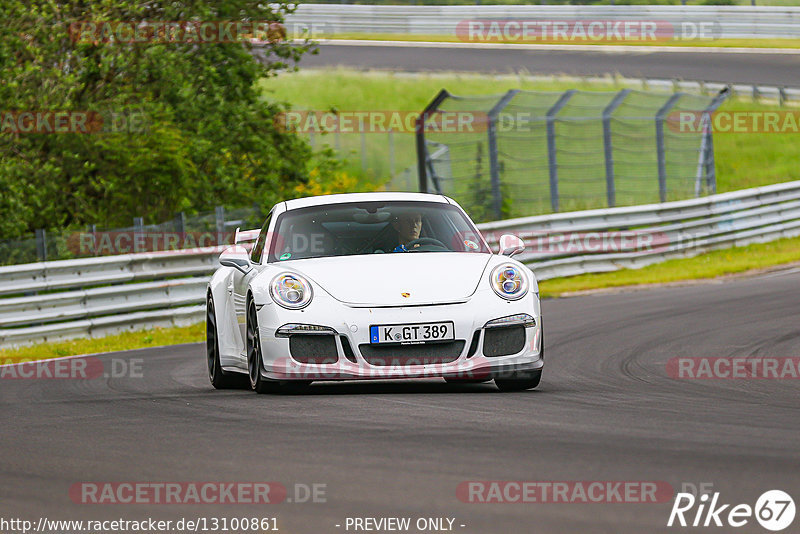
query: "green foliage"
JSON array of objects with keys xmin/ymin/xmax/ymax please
[
  {"xmin": 312, "ymin": 0, "xmax": 793, "ymax": 4},
  {"xmin": 0, "ymin": 1, "xmax": 329, "ymax": 238}
]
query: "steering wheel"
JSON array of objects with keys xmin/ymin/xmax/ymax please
[{"xmin": 405, "ymin": 237, "xmax": 448, "ymax": 251}]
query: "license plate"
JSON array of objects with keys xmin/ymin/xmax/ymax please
[{"xmin": 370, "ymin": 322, "xmax": 454, "ymax": 344}]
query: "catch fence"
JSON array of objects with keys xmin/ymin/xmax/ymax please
[{"xmin": 416, "ymin": 87, "xmax": 729, "ymax": 221}]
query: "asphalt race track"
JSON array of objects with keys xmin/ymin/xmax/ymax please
[
  {"xmin": 2, "ymin": 269, "xmax": 799, "ymax": 533},
  {"xmin": 303, "ymin": 42, "xmax": 800, "ymax": 86}
]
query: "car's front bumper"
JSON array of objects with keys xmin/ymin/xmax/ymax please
[{"xmin": 256, "ymin": 287, "xmax": 543, "ymax": 382}]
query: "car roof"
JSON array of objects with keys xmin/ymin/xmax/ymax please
[{"xmin": 283, "ymin": 192, "xmax": 450, "ymax": 211}]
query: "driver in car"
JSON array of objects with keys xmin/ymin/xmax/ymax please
[{"xmin": 392, "ymin": 212, "xmax": 423, "ymax": 252}]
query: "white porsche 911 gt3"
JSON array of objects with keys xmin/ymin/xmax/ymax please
[{"xmin": 205, "ymin": 192, "xmax": 543, "ymax": 393}]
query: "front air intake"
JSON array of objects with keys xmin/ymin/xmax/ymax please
[
  {"xmin": 483, "ymin": 325, "xmax": 525, "ymax": 357},
  {"xmin": 289, "ymin": 335, "xmax": 339, "ymax": 364},
  {"xmin": 358, "ymin": 341, "xmax": 466, "ymax": 366}
]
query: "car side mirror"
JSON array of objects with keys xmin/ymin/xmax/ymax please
[
  {"xmin": 498, "ymin": 234, "xmax": 525, "ymax": 257},
  {"xmin": 219, "ymin": 245, "xmax": 252, "ymax": 274}
]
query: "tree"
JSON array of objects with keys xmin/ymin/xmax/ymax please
[{"xmin": 0, "ymin": 1, "xmax": 325, "ymax": 237}]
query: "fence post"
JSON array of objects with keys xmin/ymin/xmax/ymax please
[
  {"xmin": 174, "ymin": 212, "xmax": 186, "ymax": 250},
  {"xmin": 546, "ymin": 90, "xmax": 575, "ymax": 213},
  {"xmin": 487, "ymin": 90, "xmax": 519, "ymax": 220},
  {"xmin": 655, "ymin": 93, "xmax": 683, "ymax": 203},
  {"xmin": 175, "ymin": 212, "xmax": 186, "ymax": 235},
  {"xmin": 703, "ymin": 128, "xmax": 717, "ymax": 194},
  {"xmin": 89, "ymin": 224, "xmax": 97, "ymax": 256},
  {"xmin": 416, "ymin": 89, "xmax": 451, "ymax": 193},
  {"xmin": 133, "ymin": 217, "xmax": 144, "ymax": 253},
  {"xmin": 215, "ymin": 206, "xmax": 225, "ymax": 247},
  {"xmin": 602, "ymin": 89, "xmax": 630, "ymax": 208},
  {"xmin": 691, "ymin": 87, "xmax": 730, "ymax": 197},
  {"xmin": 35, "ymin": 229, "xmax": 47, "ymax": 262}
]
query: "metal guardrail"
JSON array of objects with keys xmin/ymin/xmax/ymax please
[
  {"xmin": 0, "ymin": 249, "xmax": 222, "ymax": 346},
  {"xmin": 481, "ymin": 180, "xmax": 800, "ymax": 279},
  {"xmin": 2, "ymin": 181, "xmax": 800, "ymax": 346},
  {"xmin": 287, "ymin": 4, "xmax": 800, "ymax": 40}
]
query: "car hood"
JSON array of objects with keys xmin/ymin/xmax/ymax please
[{"xmin": 284, "ymin": 253, "xmax": 493, "ymax": 306}]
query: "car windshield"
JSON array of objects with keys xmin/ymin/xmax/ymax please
[{"xmin": 267, "ymin": 200, "xmax": 490, "ymax": 262}]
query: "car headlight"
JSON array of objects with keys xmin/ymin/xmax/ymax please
[
  {"xmin": 490, "ymin": 263, "xmax": 529, "ymax": 300},
  {"xmin": 270, "ymin": 273, "xmax": 313, "ymax": 309}
]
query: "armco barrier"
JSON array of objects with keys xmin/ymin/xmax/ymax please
[
  {"xmin": 287, "ymin": 4, "xmax": 800, "ymax": 40},
  {"xmin": 0, "ymin": 248, "xmax": 222, "ymax": 346},
  {"xmin": 482, "ymin": 180, "xmax": 800, "ymax": 279},
  {"xmin": 2, "ymin": 181, "xmax": 800, "ymax": 346}
]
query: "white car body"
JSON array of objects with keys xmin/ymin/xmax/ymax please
[{"xmin": 206, "ymin": 192, "xmax": 544, "ymax": 392}]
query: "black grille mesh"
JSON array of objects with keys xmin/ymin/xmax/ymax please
[
  {"xmin": 483, "ymin": 325, "xmax": 526, "ymax": 357},
  {"xmin": 358, "ymin": 341, "xmax": 466, "ymax": 366},
  {"xmin": 289, "ymin": 335, "xmax": 339, "ymax": 364}
]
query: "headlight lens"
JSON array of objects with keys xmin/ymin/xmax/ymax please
[
  {"xmin": 490, "ymin": 264, "xmax": 528, "ymax": 300},
  {"xmin": 270, "ymin": 273, "xmax": 313, "ymax": 309}
]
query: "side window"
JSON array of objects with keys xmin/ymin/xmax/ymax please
[{"xmin": 250, "ymin": 212, "xmax": 272, "ymax": 264}]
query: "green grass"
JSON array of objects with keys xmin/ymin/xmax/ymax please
[
  {"xmin": 323, "ymin": 33, "xmax": 800, "ymax": 49},
  {"xmin": 0, "ymin": 323, "xmax": 204, "ymax": 363},
  {"xmin": 261, "ymin": 68, "xmax": 800, "ymax": 201},
  {"xmin": 539, "ymin": 234, "xmax": 800, "ymax": 297}
]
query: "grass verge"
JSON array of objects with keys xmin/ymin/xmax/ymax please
[
  {"xmin": 0, "ymin": 323, "xmax": 204, "ymax": 363},
  {"xmin": 538, "ymin": 234, "xmax": 800, "ymax": 297}
]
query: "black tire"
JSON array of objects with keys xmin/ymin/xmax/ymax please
[
  {"xmin": 494, "ymin": 369, "xmax": 542, "ymax": 392},
  {"xmin": 247, "ymin": 298, "xmax": 279, "ymax": 394},
  {"xmin": 245, "ymin": 298, "xmax": 311, "ymax": 395},
  {"xmin": 494, "ymin": 330, "xmax": 544, "ymax": 392},
  {"xmin": 207, "ymin": 294, "xmax": 248, "ymax": 389}
]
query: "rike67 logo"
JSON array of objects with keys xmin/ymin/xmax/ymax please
[{"xmin": 668, "ymin": 489, "xmax": 795, "ymax": 531}]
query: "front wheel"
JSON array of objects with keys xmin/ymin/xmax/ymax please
[
  {"xmin": 207, "ymin": 295, "xmax": 248, "ymax": 389},
  {"xmin": 247, "ymin": 298, "xmax": 278, "ymax": 394},
  {"xmin": 494, "ymin": 369, "xmax": 542, "ymax": 392},
  {"xmin": 494, "ymin": 331, "xmax": 544, "ymax": 392}
]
